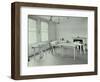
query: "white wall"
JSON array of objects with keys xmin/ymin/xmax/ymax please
[
  {"xmin": 48, "ymin": 21, "xmax": 57, "ymax": 41},
  {"xmin": 56, "ymin": 17, "xmax": 87, "ymax": 42},
  {"xmin": 0, "ymin": 0, "xmax": 100, "ymax": 82}
]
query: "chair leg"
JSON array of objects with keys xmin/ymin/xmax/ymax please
[
  {"xmin": 51, "ymin": 47, "xmax": 55, "ymax": 55},
  {"xmin": 83, "ymin": 46, "xmax": 86, "ymax": 54},
  {"xmin": 74, "ymin": 47, "xmax": 76, "ymax": 60},
  {"xmin": 80, "ymin": 45, "xmax": 82, "ymax": 55}
]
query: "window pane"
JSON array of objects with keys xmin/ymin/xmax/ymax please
[
  {"xmin": 29, "ymin": 31, "xmax": 37, "ymax": 44},
  {"xmin": 28, "ymin": 18, "xmax": 36, "ymax": 31},
  {"xmin": 41, "ymin": 21, "xmax": 48, "ymax": 31},
  {"xmin": 28, "ymin": 18, "xmax": 37, "ymax": 44},
  {"xmin": 41, "ymin": 32, "xmax": 48, "ymax": 41},
  {"xmin": 41, "ymin": 21, "xmax": 48, "ymax": 41}
]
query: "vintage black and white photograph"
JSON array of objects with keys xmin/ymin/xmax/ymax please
[
  {"xmin": 28, "ymin": 15, "xmax": 88, "ymax": 67},
  {"xmin": 11, "ymin": 2, "xmax": 97, "ymax": 79}
]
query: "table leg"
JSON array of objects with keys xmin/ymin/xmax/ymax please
[
  {"xmin": 51, "ymin": 46, "xmax": 54, "ymax": 55},
  {"xmin": 40, "ymin": 49, "xmax": 44, "ymax": 59},
  {"xmin": 33, "ymin": 47, "xmax": 36, "ymax": 60},
  {"xmin": 39, "ymin": 46, "xmax": 43, "ymax": 59},
  {"xmin": 83, "ymin": 45, "xmax": 86, "ymax": 54},
  {"xmin": 61, "ymin": 46, "xmax": 63, "ymax": 56},
  {"xmin": 80, "ymin": 45, "xmax": 82, "ymax": 55},
  {"xmin": 74, "ymin": 47, "xmax": 76, "ymax": 60}
]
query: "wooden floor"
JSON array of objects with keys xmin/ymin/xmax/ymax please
[{"xmin": 28, "ymin": 47, "xmax": 88, "ymax": 67}]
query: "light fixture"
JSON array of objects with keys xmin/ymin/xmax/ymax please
[{"xmin": 49, "ymin": 16, "xmax": 60, "ymax": 24}]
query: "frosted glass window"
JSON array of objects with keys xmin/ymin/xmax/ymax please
[
  {"xmin": 41, "ymin": 21, "xmax": 48, "ymax": 41},
  {"xmin": 28, "ymin": 18, "xmax": 37, "ymax": 44}
]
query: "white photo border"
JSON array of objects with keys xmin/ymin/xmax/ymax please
[{"xmin": 20, "ymin": 6, "xmax": 95, "ymax": 75}]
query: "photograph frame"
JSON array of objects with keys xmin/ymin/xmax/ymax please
[{"xmin": 11, "ymin": 2, "xmax": 98, "ymax": 80}]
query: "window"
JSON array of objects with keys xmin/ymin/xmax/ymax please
[
  {"xmin": 28, "ymin": 18, "xmax": 37, "ymax": 44},
  {"xmin": 41, "ymin": 21, "xmax": 48, "ymax": 41}
]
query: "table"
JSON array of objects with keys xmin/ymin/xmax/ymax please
[
  {"xmin": 31, "ymin": 42, "xmax": 49, "ymax": 60},
  {"xmin": 57, "ymin": 43, "xmax": 76, "ymax": 60}
]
